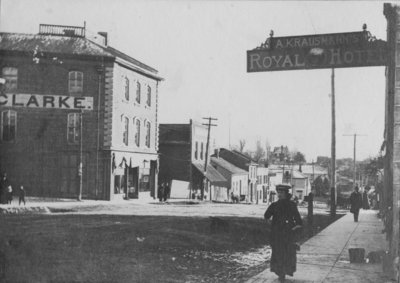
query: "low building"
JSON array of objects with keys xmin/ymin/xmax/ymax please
[
  {"xmin": 210, "ymin": 156, "xmax": 248, "ymax": 202},
  {"xmin": 300, "ymin": 164, "xmax": 329, "ymax": 184},
  {"xmin": 256, "ymin": 166, "xmax": 269, "ymax": 203},
  {"xmin": 217, "ymin": 148, "xmax": 258, "ymax": 202}
]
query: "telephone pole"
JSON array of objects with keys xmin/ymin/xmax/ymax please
[
  {"xmin": 202, "ymin": 117, "xmax": 218, "ymax": 199},
  {"xmin": 343, "ymin": 133, "xmax": 367, "ymax": 187},
  {"xmin": 330, "ymin": 68, "xmax": 336, "ymax": 217}
]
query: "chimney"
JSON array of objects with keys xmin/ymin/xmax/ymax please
[
  {"xmin": 299, "ymin": 164, "xmax": 302, "ymax": 172},
  {"xmin": 98, "ymin": 32, "xmax": 108, "ymax": 46},
  {"xmin": 214, "ymin": 148, "xmax": 220, "ymax": 159}
]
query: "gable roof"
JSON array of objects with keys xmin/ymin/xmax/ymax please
[
  {"xmin": 0, "ymin": 32, "xmax": 112, "ymax": 58},
  {"xmin": 192, "ymin": 162, "xmax": 227, "ymax": 186},
  {"xmin": 0, "ymin": 32, "xmax": 163, "ymax": 80},
  {"xmin": 210, "ymin": 157, "xmax": 248, "ymax": 175},
  {"xmin": 216, "ymin": 148, "xmax": 257, "ymax": 171}
]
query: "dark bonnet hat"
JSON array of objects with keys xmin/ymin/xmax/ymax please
[{"xmin": 276, "ymin": 184, "xmax": 291, "ymax": 191}]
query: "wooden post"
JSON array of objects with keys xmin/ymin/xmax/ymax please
[{"xmin": 330, "ymin": 68, "xmax": 336, "ymax": 217}]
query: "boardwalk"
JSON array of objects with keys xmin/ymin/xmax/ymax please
[{"xmin": 246, "ymin": 210, "xmax": 391, "ymax": 283}]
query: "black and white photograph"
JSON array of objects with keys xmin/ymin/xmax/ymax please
[{"xmin": 0, "ymin": 1, "xmax": 398, "ymax": 282}]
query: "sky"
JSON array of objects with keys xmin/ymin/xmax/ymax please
[{"xmin": 0, "ymin": 0, "xmax": 389, "ymax": 162}]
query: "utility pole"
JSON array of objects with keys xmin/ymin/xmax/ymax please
[
  {"xmin": 343, "ymin": 133, "xmax": 367, "ymax": 187},
  {"xmin": 202, "ymin": 117, "xmax": 218, "ymax": 200},
  {"xmin": 330, "ymin": 68, "xmax": 336, "ymax": 217},
  {"xmin": 78, "ymin": 109, "xmax": 83, "ymax": 201}
]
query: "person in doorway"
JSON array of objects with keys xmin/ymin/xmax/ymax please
[
  {"xmin": 163, "ymin": 182, "xmax": 170, "ymax": 202},
  {"xmin": 0, "ymin": 173, "xmax": 10, "ymax": 205},
  {"xmin": 362, "ymin": 189, "xmax": 369, "ymax": 210},
  {"xmin": 158, "ymin": 183, "xmax": 165, "ymax": 202},
  {"xmin": 350, "ymin": 185, "xmax": 363, "ymax": 222},
  {"xmin": 7, "ymin": 185, "xmax": 13, "ymax": 205},
  {"xmin": 264, "ymin": 184, "xmax": 303, "ymax": 282},
  {"xmin": 19, "ymin": 186, "xmax": 26, "ymax": 206}
]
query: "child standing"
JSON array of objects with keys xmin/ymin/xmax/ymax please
[{"xmin": 19, "ymin": 186, "xmax": 26, "ymax": 206}]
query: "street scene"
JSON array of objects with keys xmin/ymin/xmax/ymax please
[{"xmin": 0, "ymin": 1, "xmax": 399, "ymax": 282}]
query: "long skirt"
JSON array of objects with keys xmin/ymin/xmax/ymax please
[{"xmin": 270, "ymin": 240, "xmax": 297, "ymax": 277}]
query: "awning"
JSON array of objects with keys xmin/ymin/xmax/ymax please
[{"xmin": 192, "ymin": 162, "xmax": 227, "ymax": 187}]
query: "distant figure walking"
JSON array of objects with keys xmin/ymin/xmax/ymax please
[
  {"xmin": 0, "ymin": 173, "xmax": 10, "ymax": 205},
  {"xmin": 19, "ymin": 186, "xmax": 26, "ymax": 206},
  {"xmin": 158, "ymin": 183, "xmax": 165, "ymax": 202},
  {"xmin": 264, "ymin": 184, "xmax": 303, "ymax": 282},
  {"xmin": 163, "ymin": 182, "xmax": 170, "ymax": 202},
  {"xmin": 7, "ymin": 185, "xmax": 13, "ymax": 204},
  {"xmin": 350, "ymin": 185, "xmax": 363, "ymax": 222},
  {"xmin": 362, "ymin": 190, "xmax": 369, "ymax": 210}
]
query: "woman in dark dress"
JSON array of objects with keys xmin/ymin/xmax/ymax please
[{"xmin": 264, "ymin": 184, "xmax": 303, "ymax": 282}]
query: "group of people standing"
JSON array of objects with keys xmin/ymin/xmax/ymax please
[
  {"xmin": 0, "ymin": 173, "xmax": 26, "ymax": 206},
  {"xmin": 157, "ymin": 182, "xmax": 170, "ymax": 202}
]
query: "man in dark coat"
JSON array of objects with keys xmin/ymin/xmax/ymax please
[
  {"xmin": 264, "ymin": 184, "xmax": 303, "ymax": 282},
  {"xmin": 350, "ymin": 185, "xmax": 363, "ymax": 222},
  {"xmin": 0, "ymin": 173, "xmax": 10, "ymax": 205},
  {"xmin": 362, "ymin": 189, "xmax": 370, "ymax": 210}
]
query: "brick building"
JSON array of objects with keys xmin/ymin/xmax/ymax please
[{"xmin": 0, "ymin": 24, "xmax": 163, "ymax": 200}]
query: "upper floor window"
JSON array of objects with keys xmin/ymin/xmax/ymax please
[
  {"xmin": 146, "ymin": 85, "xmax": 151, "ymax": 107},
  {"xmin": 124, "ymin": 77, "xmax": 130, "ymax": 101},
  {"xmin": 136, "ymin": 82, "xmax": 141, "ymax": 104},
  {"xmin": 123, "ymin": 117, "xmax": 129, "ymax": 146},
  {"xmin": 2, "ymin": 67, "xmax": 18, "ymax": 91},
  {"xmin": 195, "ymin": 141, "xmax": 198, "ymax": 160},
  {"xmin": 135, "ymin": 119, "xmax": 141, "ymax": 147},
  {"xmin": 68, "ymin": 71, "xmax": 83, "ymax": 94},
  {"xmin": 200, "ymin": 142, "xmax": 204, "ymax": 160},
  {"xmin": 1, "ymin": 110, "xmax": 17, "ymax": 142},
  {"xmin": 145, "ymin": 122, "xmax": 151, "ymax": 148},
  {"xmin": 67, "ymin": 113, "xmax": 80, "ymax": 143}
]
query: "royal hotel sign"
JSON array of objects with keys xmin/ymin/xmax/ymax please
[{"xmin": 247, "ymin": 31, "xmax": 387, "ymax": 72}]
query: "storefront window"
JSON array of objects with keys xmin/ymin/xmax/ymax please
[
  {"xmin": 139, "ymin": 167, "xmax": 150, "ymax": 192},
  {"xmin": 1, "ymin": 110, "xmax": 17, "ymax": 142}
]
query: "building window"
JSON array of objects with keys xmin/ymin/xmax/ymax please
[
  {"xmin": 200, "ymin": 142, "xmax": 204, "ymax": 160},
  {"xmin": 123, "ymin": 117, "xmax": 129, "ymax": 146},
  {"xmin": 124, "ymin": 77, "xmax": 130, "ymax": 101},
  {"xmin": 2, "ymin": 67, "xmax": 18, "ymax": 91},
  {"xmin": 147, "ymin": 85, "xmax": 151, "ymax": 107},
  {"xmin": 145, "ymin": 122, "xmax": 151, "ymax": 148},
  {"xmin": 68, "ymin": 71, "xmax": 83, "ymax": 94},
  {"xmin": 1, "ymin": 110, "xmax": 17, "ymax": 142},
  {"xmin": 67, "ymin": 113, "xmax": 80, "ymax": 143},
  {"xmin": 136, "ymin": 82, "xmax": 141, "ymax": 104},
  {"xmin": 135, "ymin": 119, "xmax": 141, "ymax": 146},
  {"xmin": 195, "ymin": 141, "xmax": 198, "ymax": 160}
]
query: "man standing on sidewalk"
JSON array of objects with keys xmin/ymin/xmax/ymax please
[{"xmin": 350, "ymin": 185, "xmax": 363, "ymax": 222}]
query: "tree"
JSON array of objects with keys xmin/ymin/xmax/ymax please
[
  {"xmin": 323, "ymin": 177, "xmax": 330, "ymax": 196},
  {"xmin": 253, "ymin": 140, "xmax": 265, "ymax": 162},
  {"xmin": 313, "ymin": 176, "xmax": 324, "ymax": 196},
  {"xmin": 293, "ymin": 151, "xmax": 306, "ymax": 164},
  {"xmin": 362, "ymin": 156, "xmax": 384, "ymax": 185},
  {"xmin": 239, "ymin": 139, "xmax": 246, "ymax": 153}
]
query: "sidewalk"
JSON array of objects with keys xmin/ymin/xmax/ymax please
[{"xmin": 246, "ymin": 210, "xmax": 393, "ymax": 283}]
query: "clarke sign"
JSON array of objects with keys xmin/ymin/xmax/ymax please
[
  {"xmin": 247, "ymin": 31, "xmax": 387, "ymax": 72},
  {"xmin": 0, "ymin": 93, "xmax": 93, "ymax": 110}
]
